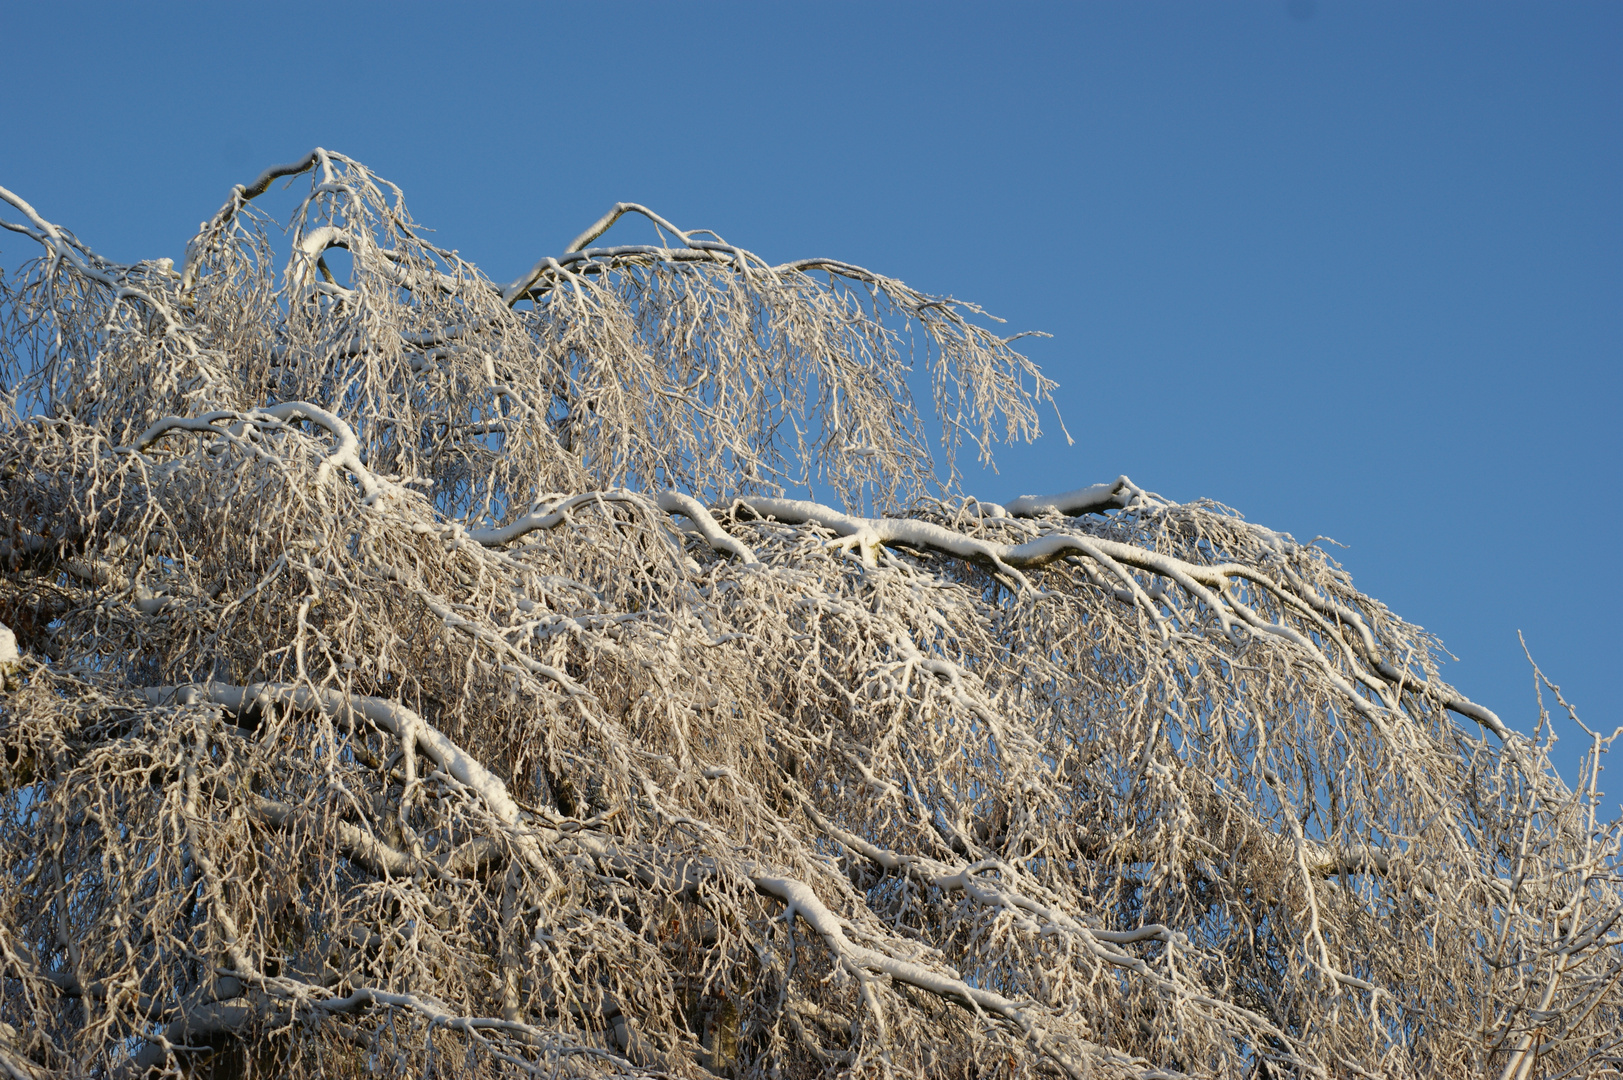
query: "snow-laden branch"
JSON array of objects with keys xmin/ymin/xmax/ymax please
[
  {"xmin": 742, "ymin": 493, "xmax": 1513, "ymax": 739},
  {"xmin": 1003, "ymin": 475, "xmax": 1140, "ymax": 517},
  {"xmin": 465, "ymin": 491, "xmax": 658, "ymax": 546},
  {"xmin": 4, "ymin": 150, "xmax": 1613, "ymax": 1080},
  {"xmin": 465, "ymin": 489, "xmax": 757, "ymax": 565},
  {"xmin": 749, "ymin": 873, "xmax": 1143, "ymax": 1080},
  {"xmin": 143, "ymin": 682, "xmax": 524, "ymax": 828},
  {"xmin": 656, "ymin": 490, "xmax": 758, "ymax": 564},
  {"xmin": 135, "ymin": 401, "xmax": 386, "ymax": 501}
]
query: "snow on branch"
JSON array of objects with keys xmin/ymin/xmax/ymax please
[{"xmin": 0, "ymin": 151, "xmax": 1616, "ymax": 1080}]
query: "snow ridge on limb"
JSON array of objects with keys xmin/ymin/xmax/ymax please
[
  {"xmin": 1003, "ymin": 475, "xmax": 1141, "ymax": 517},
  {"xmin": 656, "ymin": 490, "xmax": 759, "ymax": 564},
  {"xmin": 464, "ymin": 489, "xmax": 757, "ymax": 566},
  {"xmin": 136, "ymin": 401, "xmax": 386, "ymax": 499}
]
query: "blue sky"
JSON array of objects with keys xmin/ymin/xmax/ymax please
[{"xmin": 2, "ymin": 2, "xmax": 1617, "ymax": 785}]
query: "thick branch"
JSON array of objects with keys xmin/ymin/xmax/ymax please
[{"xmin": 1004, "ymin": 476, "xmax": 1138, "ymax": 517}]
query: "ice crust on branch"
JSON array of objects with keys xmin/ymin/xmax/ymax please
[{"xmin": 1, "ymin": 151, "xmax": 1618, "ymax": 1080}]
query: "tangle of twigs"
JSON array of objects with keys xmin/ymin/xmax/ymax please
[{"xmin": 0, "ymin": 151, "xmax": 1617, "ymax": 1080}]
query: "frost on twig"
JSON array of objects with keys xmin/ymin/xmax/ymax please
[{"xmin": 1, "ymin": 153, "xmax": 1618, "ymax": 1079}]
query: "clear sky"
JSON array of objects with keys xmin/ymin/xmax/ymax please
[{"xmin": 2, "ymin": 2, "xmax": 1617, "ymax": 785}]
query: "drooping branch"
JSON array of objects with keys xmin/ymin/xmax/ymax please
[{"xmin": 742, "ymin": 492, "xmax": 1515, "ymax": 739}]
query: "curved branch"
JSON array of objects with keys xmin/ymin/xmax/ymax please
[
  {"xmin": 564, "ymin": 201, "xmax": 692, "ymax": 254},
  {"xmin": 656, "ymin": 491, "xmax": 758, "ymax": 564},
  {"xmin": 134, "ymin": 401, "xmax": 385, "ymax": 501},
  {"xmin": 143, "ymin": 683, "xmax": 525, "ymax": 829},
  {"xmin": 180, "ymin": 150, "xmax": 321, "ymax": 290}
]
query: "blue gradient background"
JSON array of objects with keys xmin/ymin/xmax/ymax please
[{"xmin": 2, "ymin": 2, "xmax": 1617, "ymax": 785}]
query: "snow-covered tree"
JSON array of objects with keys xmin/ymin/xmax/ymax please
[{"xmin": 1, "ymin": 151, "xmax": 1617, "ymax": 1080}]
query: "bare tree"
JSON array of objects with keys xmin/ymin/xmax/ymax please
[{"xmin": 0, "ymin": 150, "xmax": 1618, "ymax": 1080}]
